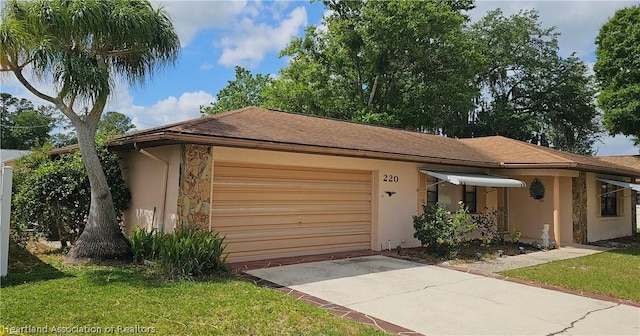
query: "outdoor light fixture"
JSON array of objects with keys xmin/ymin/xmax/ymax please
[
  {"xmin": 519, "ymin": 246, "xmax": 525, "ymax": 254},
  {"xmin": 497, "ymin": 249, "xmax": 503, "ymax": 257},
  {"xmin": 475, "ymin": 252, "xmax": 482, "ymax": 260}
]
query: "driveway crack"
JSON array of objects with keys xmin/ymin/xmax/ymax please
[
  {"xmin": 345, "ymin": 276, "xmax": 480, "ymax": 306},
  {"xmin": 545, "ymin": 303, "xmax": 620, "ymax": 336}
]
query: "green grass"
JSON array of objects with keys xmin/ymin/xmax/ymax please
[
  {"xmin": 501, "ymin": 245, "xmax": 640, "ymax": 302},
  {"xmin": 0, "ymin": 241, "xmax": 384, "ymax": 335}
]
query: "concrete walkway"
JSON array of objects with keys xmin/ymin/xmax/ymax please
[
  {"xmin": 248, "ymin": 255, "xmax": 639, "ymax": 336},
  {"xmin": 454, "ymin": 244, "xmax": 610, "ymax": 273}
]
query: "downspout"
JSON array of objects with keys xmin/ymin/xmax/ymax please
[{"xmin": 135, "ymin": 144, "xmax": 169, "ymax": 232}]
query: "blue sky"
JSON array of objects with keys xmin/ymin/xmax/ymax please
[{"xmin": 2, "ymin": 0, "xmax": 638, "ymax": 155}]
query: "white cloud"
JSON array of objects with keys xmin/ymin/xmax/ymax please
[
  {"xmin": 217, "ymin": 6, "xmax": 307, "ymax": 68},
  {"xmin": 154, "ymin": 0, "xmax": 248, "ymax": 46},
  {"xmin": 117, "ymin": 91, "xmax": 215, "ymax": 130}
]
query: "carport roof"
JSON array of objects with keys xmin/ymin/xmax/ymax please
[{"xmin": 108, "ymin": 107, "xmax": 639, "ymax": 177}]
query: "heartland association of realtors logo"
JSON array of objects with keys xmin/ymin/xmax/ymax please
[{"xmin": 2, "ymin": 324, "xmax": 156, "ymax": 334}]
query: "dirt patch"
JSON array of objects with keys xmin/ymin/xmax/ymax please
[{"xmin": 396, "ymin": 240, "xmax": 541, "ymax": 265}]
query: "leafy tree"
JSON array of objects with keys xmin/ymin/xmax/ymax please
[
  {"xmin": 594, "ymin": 5, "xmax": 640, "ymax": 145},
  {"xmin": 0, "ymin": 93, "xmax": 56, "ymax": 149},
  {"xmin": 469, "ymin": 10, "xmax": 601, "ymax": 154},
  {"xmin": 97, "ymin": 111, "xmax": 136, "ymax": 139},
  {"xmin": 201, "ymin": 66, "xmax": 272, "ymax": 115},
  {"xmin": 12, "ymin": 145, "xmax": 131, "ymax": 249},
  {"xmin": 0, "ymin": 0, "xmax": 180, "ymax": 261},
  {"xmin": 264, "ymin": 0, "xmax": 482, "ymax": 130}
]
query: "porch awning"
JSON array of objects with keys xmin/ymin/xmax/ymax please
[
  {"xmin": 419, "ymin": 170, "xmax": 526, "ymax": 188},
  {"xmin": 596, "ymin": 178, "xmax": 640, "ymax": 192}
]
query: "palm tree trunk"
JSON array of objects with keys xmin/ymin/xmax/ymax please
[{"xmin": 65, "ymin": 122, "xmax": 131, "ymax": 262}]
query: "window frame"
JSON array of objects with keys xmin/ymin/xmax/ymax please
[
  {"xmin": 426, "ymin": 176, "xmax": 439, "ymax": 206},
  {"xmin": 600, "ymin": 182, "xmax": 620, "ymax": 217},
  {"xmin": 463, "ymin": 185, "xmax": 478, "ymax": 213}
]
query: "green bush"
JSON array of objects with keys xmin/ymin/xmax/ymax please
[
  {"xmin": 129, "ymin": 227, "xmax": 228, "ymax": 277},
  {"xmin": 413, "ymin": 202, "xmax": 475, "ymax": 256},
  {"xmin": 129, "ymin": 228, "xmax": 163, "ymax": 262},
  {"xmin": 472, "ymin": 208, "xmax": 506, "ymax": 246}
]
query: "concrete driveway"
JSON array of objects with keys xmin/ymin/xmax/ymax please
[{"xmin": 247, "ymin": 256, "xmax": 640, "ymax": 335}]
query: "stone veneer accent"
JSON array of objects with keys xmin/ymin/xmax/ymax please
[
  {"xmin": 572, "ymin": 171, "xmax": 588, "ymax": 244},
  {"xmin": 176, "ymin": 144, "xmax": 212, "ymax": 230}
]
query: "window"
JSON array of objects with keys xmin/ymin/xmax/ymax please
[
  {"xmin": 426, "ymin": 176, "xmax": 438, "ymax": 206},
  {"xmin": 636, "ymin": 192, "xmax": 640, "ymax": 206},
  {"xmin": 463, "ymin": 185, "xmax": 477, "ymax": 213},
  {"xmin": 600, "ymin": 183, "xmax": 619, "ymax": 217}
]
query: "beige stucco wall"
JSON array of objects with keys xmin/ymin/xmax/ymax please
[
  {"xmin": 504, "ymin": 175, "xmax": 573, "ymax": 244},
  {"xmin": 586, "ymin": 173, "xmax": 633, "ymax": 242},
  {"xmin": 120, "ymin": 145, "xmax": 181, "ymax": 234}
]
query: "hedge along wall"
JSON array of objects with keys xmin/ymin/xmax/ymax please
[{"xmin": 177, "ymin": 145, "xmax": 212, "ymax": 230}]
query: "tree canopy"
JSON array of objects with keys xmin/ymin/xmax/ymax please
[
  {"xmin": 0, "ymin": 92, "xmax": 56, "ymax": 149},
  {"xmin": 0, "ymin": 0, "xmax": 180, "ymax": 261},
  {"xmin": 263, "ymin": 0, "xmax": 482, "ymax": 130},
  {"xmin": 206, "ymin": 1, "xmax": 601, "ymax": 154},
  {"xmin": 468, "ymin": 9, "xmax": 600, "ymax": 154},
  {"xmin": 201, "ymin": 66, "xmax": 272, "ymax": 115},
  {"xmin": 594, "ymin": 5, "xmax": 640, "ymax": 145}
]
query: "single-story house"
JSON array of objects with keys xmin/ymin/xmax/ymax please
[
  {"xmin": 109, "ymin": 107, "xmax": 640, "ymax": 262},
  {"xmin": 597, "ymin": 155, "xmax": 640, "ymax": 227}
]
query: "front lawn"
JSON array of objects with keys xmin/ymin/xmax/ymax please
[
  {"xmin": 500, "ymin": 244, "xmax": 640, "ymax": 302},
  {"xmin": 0, "ymin": 241, "xmax": 383, "ymax": 335}
]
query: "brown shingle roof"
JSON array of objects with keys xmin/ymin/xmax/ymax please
[
  {"xmin": 597, "ymin": 155, "xmax": 640, "ymax": 181},
  {"xmin": 114, "ymin": 107, "xmax": 498, "ymax": 167},
  {"xmin": 112, "ymin": 107, "xmax": 640, "ymax": 177},
  {"xmin": 597, "ymin": 155, "xmax": 640, "ymax": 170},
  {"xmin": 459, "ymin": 136, "xmax": 640, "ymax": 176}
]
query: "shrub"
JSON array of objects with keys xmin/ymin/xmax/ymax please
[
  {"xmin": 158, "ymin": 228, "xmax": 228, "ymax": 277},
  {"xmin": 129, "ymin": 228, "xmax": 163, "ymax": 262},
  {"xmin": 11, "ymin": 145, "xmax": 130, "ymax": 247},
  {"xmin": 413, "ymin": 202, "xmax": 475, "ymax": 256},
  {"xmin": 129, "ymin": 227, "xmax": 228, "ymax": 277},
  {"xmin": 472, "ymin": 208, "xmax": 506, "ymax": 246}
]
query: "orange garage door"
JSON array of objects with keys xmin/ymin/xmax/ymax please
[{"xmin": 211, "ymin": 162, "xmax": 372, "ymax": 262}]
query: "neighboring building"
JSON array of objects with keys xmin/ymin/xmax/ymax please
[
  {"xmin": 110, "ymin": 107, "xmax": 640, "ymax": 262},
  {"xmin": 598, "ymin": 155, "xmax": 640, "ymax": 232},
  {"xmin": 0, "ymin": 149, "xmax": 31, "ymax": 167}
]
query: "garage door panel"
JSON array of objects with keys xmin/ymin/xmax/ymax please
[
  {"xmin": 229, "ymin": 243, "xmax": 371, "ymax": 262},
  {"xmin": 212, "ymin": 162, "xmax": 372, "ymax": 262},
  {"xmin": 218, "ymin": 221, "xmax": 371, "ymax": 235},
  {"xmin": 224, "ymin": 233, "xmax": 371, "ymax": 253},
  {"xmin": 214, "ymin": 181, "xmax": 371, "ymax": 192},
  {"xmin": 215, "ymin": 164, "xmax": 372, "ymax": 183},
  {"xmin": 212, "ymin": 191, "xmax": 372, "ymax": 202},
  {"xmin": 211, "ymin": 213, "xmax": 371, "ymax": 227}
]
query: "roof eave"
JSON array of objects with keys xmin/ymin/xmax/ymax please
[
  {"xmin": 499, "ymin": 162, "xmax": 640, "ymax": 178},
  {"xmin": 111, "ymin": 132, "xmax": 500, "ymax": 168}
]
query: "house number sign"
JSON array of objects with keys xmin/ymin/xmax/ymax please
[{"xmin": 383, "ymin": 174, "xmax": 399, "ymax": 183}]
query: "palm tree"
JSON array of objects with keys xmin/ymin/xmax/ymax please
[{"xmin": 0, "ymin": 0, "xmax": 180, "ymax": 261}]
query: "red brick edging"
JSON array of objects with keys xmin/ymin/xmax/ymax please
[{"xmin": 231, "ymin": 250, "xmax": 424, "ymax": 336}]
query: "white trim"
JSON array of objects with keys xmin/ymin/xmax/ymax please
[{"xmin": 419, "ymin": 170, "xmax": 526, "ymax": 188}]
